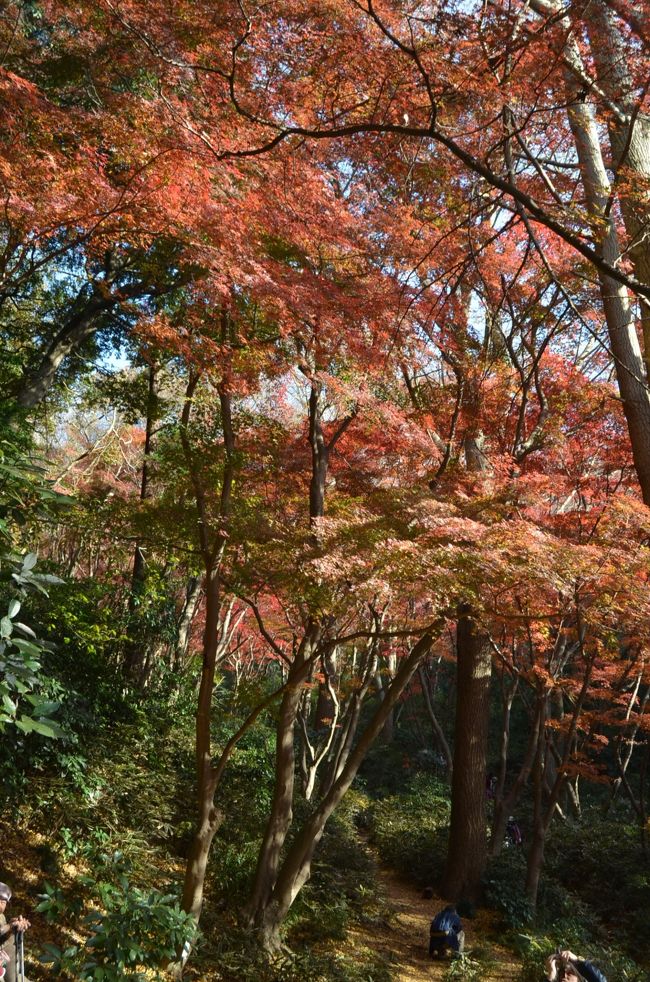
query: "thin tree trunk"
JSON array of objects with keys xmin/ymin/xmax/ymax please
[
  {"xmin": 531, "ymin": 0, "xmax": 650, "ymax": 503},
  {"xmin": 525, "ymin": 694, "xmax": 549, "ymax": 904},
  {"xmin": 583, "ymin": 0, "xmax": 650, "ymax": 375},
  {"xmin": 604, "ymin": 681, "xmax": 649, "ymax": 813},
  {"xmin": 181, "ymin": 560, "xmax": 225, "ymax": 921},
  {"xmin": 640, "ymin": 743, "xmax": 649, "ymax": 859},
  {"xmin": 124, "ymin": 362, "xmax": 158, "ymax": 685},
  {"xmin": 179, "ymin": 367, "xmax": 236, "ymax": 930},
  {"xmin": 174, "ymin": 576, "xmax": 203, "ymax": 670},
  {"xmin": 257, "ymin": 631, "xmax": 436, "ymax": 949},
  {"xmin": 418, "ymin": 664, "xmax": 453, "ymax": 780},
  {"xmin": 526, "ymin": 628, "xmax": 594, "ymax": 907},
  {"xmin": 490, "ymin": 709, "xmax": 540, "ymax": 858},
  {"xmin": 377, "ymin": 650, "xmax": 397, "ymax": 743},
  {"xmin": 308, "ymin": 381, "xmax": 328, "ymax": 521},
  {"xmin": 321, "ymin": 637, "xmax": 379, "ymax": 796},
  {"xmin": 246, "ymin": 623, "xmax": 321, "ymax": 923}
]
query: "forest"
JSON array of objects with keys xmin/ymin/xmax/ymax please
[{"xmin": 1, "ymin": 0, "xmax": 649, "ymax": 979}]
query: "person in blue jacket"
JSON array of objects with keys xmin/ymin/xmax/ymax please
[
  {"xmin": 545, "ymin": 949, "xmax": 607, "ymax": 982},
  {"xmin": 428, "ymin": 904, "xmax": 465, "ymax": 959}
]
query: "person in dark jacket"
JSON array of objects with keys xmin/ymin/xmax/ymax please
[
  {"xmin": 545, "ymin": 949, "xmax": 607, "ymax": 982},
  {"xmin": 428, "ymin": 904, "xmax": 464, "ymax": 958},
  {"xmin": 505, "ymin": 816, "xmax": 523, "ymax": 847}
]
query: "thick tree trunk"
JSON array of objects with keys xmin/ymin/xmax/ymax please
[
  {"xmin": 567, "ymin": 102, "xmax": 650, "ymax": 504},
  {"xmin": 14, "ymin": 297, "xmax": 113, "ymax": 410},
  {"xmin": 442, "ymin": 605, "xmax": 492, "ymax": 900},
  {"xmin": 181, "ymin": 769, "xmax": 223, "ymax": 919}
]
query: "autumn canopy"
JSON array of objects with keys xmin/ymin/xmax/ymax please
[{"xmin": 1, "ymin": 0, "xmax": 650, "ymax": 978}]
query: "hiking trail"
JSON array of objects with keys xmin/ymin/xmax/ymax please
[{"xmin": 343, "ymin": 844, "xmax": 522, "ymax": 981}]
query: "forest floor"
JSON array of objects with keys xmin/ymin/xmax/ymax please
[
  {"xmin": 2, "ymin": 819, "xmax": 524, "ymax": 981},
  {"xmin": 342, "ymin": 841, "xmax": 523, "ymax": 981}
]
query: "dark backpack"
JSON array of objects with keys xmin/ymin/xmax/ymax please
[{"xmin": 575, "ymin": 962, "xmax": 607, "ymax": 982}]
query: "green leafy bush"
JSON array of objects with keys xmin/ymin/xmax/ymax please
[
  {"xmin": 0, "ymin": 551, "xmax": 65, "ymax": 737},
  {"xmin": 38, "ymin": 863, "xmax": 195, "ymax": 981},
  {"xmin": 368, "ymin": 774, "xmax": 450, "ymax": 886},
  {"xmin": 482, "ymin": 850, "xmax": 533, "ymax": 928},
  {"xmin": 445, "ymin": 953, "xmax": 484, "ymax": 981},
  {"xmin": 203, "ymin": 925, "xmax": 393, "ymax": 982}
]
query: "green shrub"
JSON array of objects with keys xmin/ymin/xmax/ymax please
[
  {"xmin": 289, "ymin": 790, "xmax": 387, "ymax": 946},
  {"xmin": 38, "ymin": 866, "xmax": 195, "ymax": 981},
  {"xmin": 368, "ymin": 774, "xmax": 450, "ymax": 887},
  {"xmin": 202, "ymin": 926, "xmax": 393, "ymax": 982},
  {"xmin": 445, "ymin": 953, "xmax": 484, "ymax": 981},
  {"xmin": 542, "ymin": 810, "xmax": 650, "ymax": 962},
  {"xmin": 482, "ymin": 850, "xmax": 533, "ymax": 928}
]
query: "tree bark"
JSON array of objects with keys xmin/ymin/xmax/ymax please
[
  {"xmin": 246, "ymin": 623, "xmax": 321, "ymax": 923},
  {"xmin": 179, "ymin": 370, "xmax": 237, "ymax": 931},
  {"xmin": 583, "ymin": 0, "xmax": 650, "ymax": 375},
  {"xmin": 442, "ymin": 604, "xmax": 492, "ymax": 900},
  {"xmin": 376, "ymin": 650, "xmax": 397, "ymax": 744},
  {"xmin": 181, "ymin": 558, "xmax": 225, "ymax": 921},
  {"xmin": 525, "ymin": 694, "xmax": 549, "ymax": 904},
  {"xmin": 173, "ymin": 576, "xmax": 202, "ymax": 670},
  {"xmin": 568, "ymin": 92, "xmax": 650, "ymax": 504},
  {"xmin": 531, "ymin": 0, "xmax": 650, "ymax": 504},
  {"xmin": 124, "ymin": 362, "xmax": 158, "ymax": 685},
  {"xmin": 308, "ymin": 380, "xmax": 328, "ymax": 521},
  {"xmin": 14, "ymin": 295, "xmax": 115, "ymax": 410},
  {"xmin": 418, "ymin": 664, "xmax": 453, "ymax": 780},
  {"xmin": 257, "ymin": 631, "xmax": 436, "ymax": 950}
]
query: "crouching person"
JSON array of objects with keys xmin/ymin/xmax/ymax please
[
  {"xmin": 429, "ymin": 904, "xmax": 464, "ymax": 959},
  {"xmin": 545, "ymin": 949, "xmax": 607, "ymax": 982},
  {"xmin": 0, "ymin": 883, "xmax": 30, "ymax": 982}
]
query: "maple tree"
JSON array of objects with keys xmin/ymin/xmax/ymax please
[{"xmin": 2, "ymin": 0, "xmax": 650, "ymax": 974}]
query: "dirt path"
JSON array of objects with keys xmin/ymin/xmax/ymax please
[{"xmin": 345, "ymin": 852, "xmax": 521, "ymax": 981}]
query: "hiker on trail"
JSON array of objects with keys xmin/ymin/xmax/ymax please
[
  {"xmin": 428, "ymin": 904, "xmax": 464, "ymax": 959},
  {"xmin": 0, "ymin": 883, "xmax": 30, "ymax": 982},
  {"xmin": 545, "ymin": 949, "xmax": 607, "ymax": 982},
  {"xmin": 505, "ymin": 816, "xmax": 523, "ymax": 847}
]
